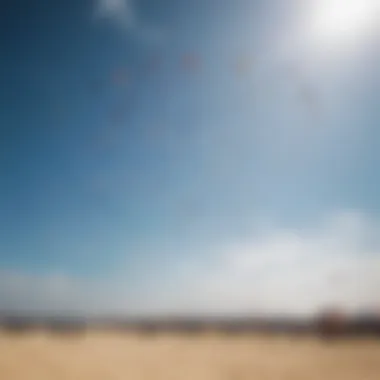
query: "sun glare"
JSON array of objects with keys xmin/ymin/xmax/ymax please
[{"xmin": 308, "ymin": 0, "xmax": 376, "ymax": 51}]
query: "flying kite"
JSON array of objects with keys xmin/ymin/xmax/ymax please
[
  {"xmin": 234, "ymin": 55, "xmax": 254, "ymax": 77},
  {"xmin": 109, "ymin": 102, "xmax": 128, "ymax": 127},
  {"xmin": 298, "ymin": 81, "xmax": 321, "ymax": 122},
  {"xmin": 87, "ymin": 76, "xmax": 104, "ymax": 96},
  {"xmin": 143, "ymin": 53, "xmax": 162, "ymax": 75},
  {"xmin": 286, "ymin": 63, "xmax": 322, "ymax": 124},
  {"xmin": 180, "ymin": 53, "xmax": 201, "ymax": 72},
  {"xmin": 111, "ymin": 66, "xmax": 130, "ymax": 87}
]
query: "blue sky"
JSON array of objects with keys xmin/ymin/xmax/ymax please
[{"xmin": 0, "ymin": 0, "xmax": 379, "ymax": 317}]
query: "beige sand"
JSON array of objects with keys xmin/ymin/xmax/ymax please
[{"xmin": 0, "ymin": 332, "xmax": 379, "ymax": 380}]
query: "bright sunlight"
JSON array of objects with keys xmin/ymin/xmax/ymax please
[{"xmin": 308, "ymin": 0, "xmax": 376, "ymax": 52}]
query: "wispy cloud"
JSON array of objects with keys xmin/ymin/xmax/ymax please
[
  {"xmin": 94, "ymin": 0, "xmax": 136, "ymax": 29},
  {"xmin": 1, "ymin": 210, "xmax": 379, "ymax": 317},
  {"xmin": 93, "ymin": 0, "xmax": 165, "ymax": 45}
]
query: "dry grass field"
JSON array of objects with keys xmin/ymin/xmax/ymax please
[{"xmin": 0, "ymin": 331, "xmax": 379, "ymax": 380}]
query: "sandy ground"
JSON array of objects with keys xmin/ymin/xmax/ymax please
[{"xmin": 0, "ymin": 332, "xmax": 379, "ymax": 380}]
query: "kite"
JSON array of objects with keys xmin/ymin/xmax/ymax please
[
  {"xmin": 109, "ymin": 104, "xmax": 127, "ymax": 127},
  {"xmin": 177, "ymin": 198, "xmax": 202, "ymax": 226},
  {"xmin": 143, "ymin": 53, "xmax": 162, "ymax": 75},
  {"xmin": 87, "ymin": 77, "xmax": 104, "ymax": 96},
  {"xmin": 180, "ymin": 53, "xmax": 201, "ymax": 72},
  {"xmin": 49, "ymin": 99, "xmax": 69, "ymax": 128},
  {"xmin": 234, "ymin": 56, "xmax": 254, "ymax": 77},
  {"xmin": 298, "ymin": 82, "xmax": 321, "ymax": 121},
  {"xmin": 285, "ymin": 63, "xmax": 322, "ymax": 124},
  {"xmin": 111, "ymin": 66, "xmax": 129, "ymax": 87}
]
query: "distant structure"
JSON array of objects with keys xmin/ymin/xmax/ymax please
[
  {"xmin": 1, "ymin": 317, "xmax": 36, "ymax": 334},
  {"xmin": 316, "ymin": 309, "xmax": 347, "ymax": 340},
  {"xmin": 45, "ymin": 318, "xmax": 87, "ymax": 336},
  {"xmin": 137, "ymin": 322, "xmax": 159, "ymax": 336},
  {"xmin": 1, "ymin": 309, "xmax": 379, "ymax": 338},
  {"xmin": 351, "ymin": 311, "xmax": 380, "ymax": 337},
  {"xmin": 316, "ymin": 308, "xmax": 380, "ymax": 340}
]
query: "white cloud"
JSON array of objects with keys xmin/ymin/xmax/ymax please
[
  {"xmin": 1, "ymin": 210, "xmax": 379, "ymax": 317},
  {"xmin": 151, "ymin": 210, "xmax": 380, "ymax": 317}
]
